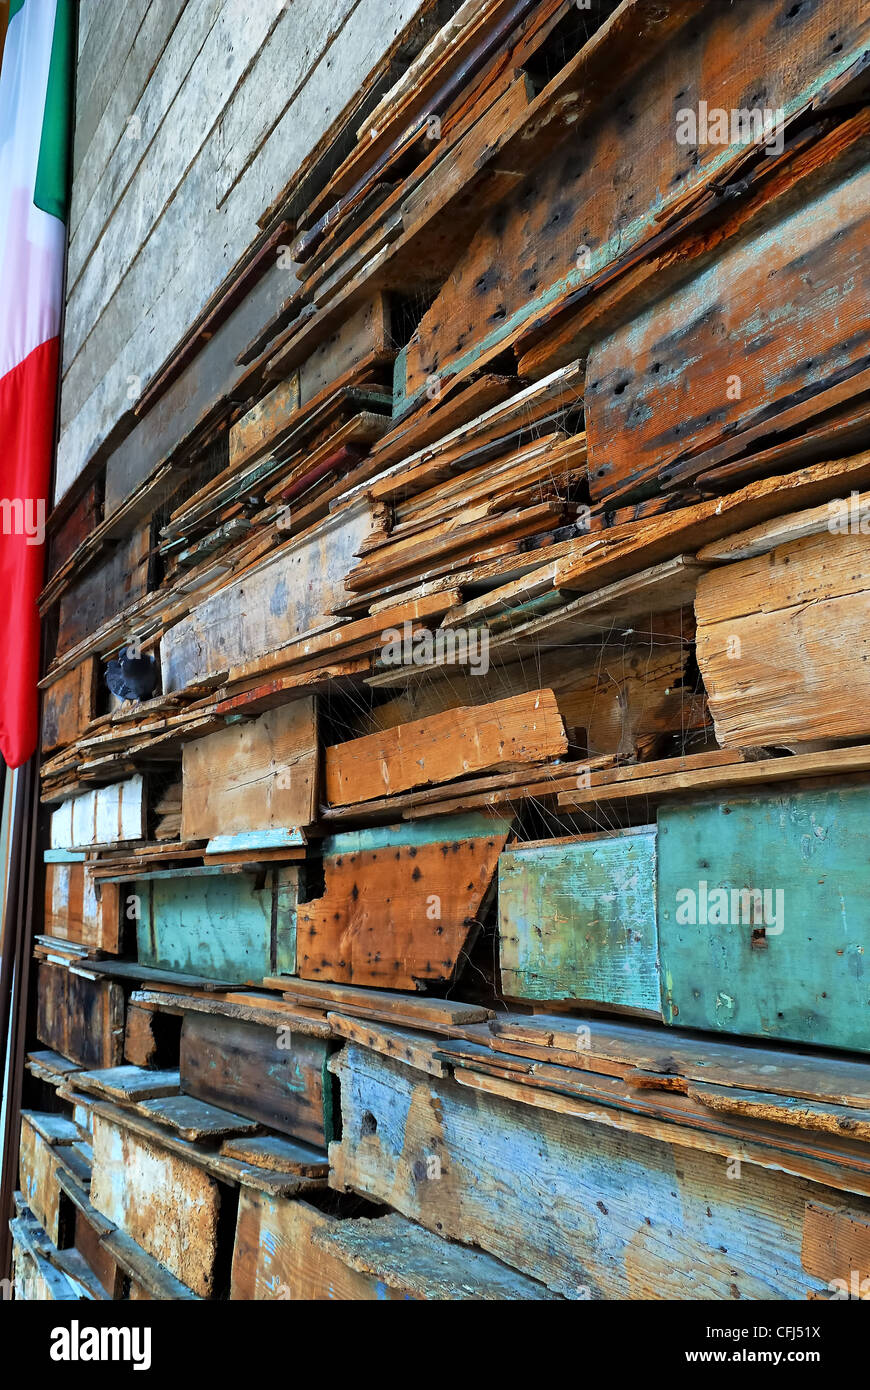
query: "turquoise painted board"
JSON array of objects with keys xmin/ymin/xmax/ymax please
[
  {"xmin": 135, "ymin": 866, "xmax": 297, "ymax": 984},
  {"xmin": 498, "ymin": 830, "xmax": 660, "ymax": 1014},
  {"xmin": 657, "ymin": 787, "xmax": 870, "ymax": 1050}
]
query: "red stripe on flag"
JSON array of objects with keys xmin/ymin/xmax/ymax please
[{"xmin": 0, "ymin": 336, "xmax": 57, "ymax": 768}]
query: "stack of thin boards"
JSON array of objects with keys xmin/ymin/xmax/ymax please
[{"xmin": 18, "ymin": 0, "xmax": 870, "ymax": 1300}]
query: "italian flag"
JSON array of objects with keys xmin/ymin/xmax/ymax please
[{"xmin": 0, "ymin": 0, "xmax": 72, "ymax": 768}]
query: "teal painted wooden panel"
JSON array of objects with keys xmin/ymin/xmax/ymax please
[
  {"xmin": 498, "ymin": 830, "xmax": 660, "ymax": 1014},
  {"xmin": 135, "ymin": 866, "xmax": 297, "ymax": 984},
  {"xmin": 657, "ymin": 787, "xmax": 870, "ymax": 1050}
]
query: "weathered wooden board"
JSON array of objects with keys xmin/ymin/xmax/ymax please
[
  {"xmin": 59, "ymin": 0, "xmax": 426, "ymax": 504},
  {"xmin": 138, "ymin": 1094, "xmax": 259, "ymax": 1143},
  {"xmin": 50, "ymin": 775, "xmax": 146, "ymax": 849},
  {"xmin": 77, "ymin": 1065, "xmax": 182, "ymax": 1103},
  {"xmin": 402, "ymin": 0, "xmax": 870, "ymax": 409},
  {"xmin": 657, "ymin": 787, "xmax": 870, "ymax": 1050},
  {"xmin": 124, "ymin": 1001, "xmax": 182, "ymax": 1070},
  {"xmin": 263, "ymin": 975, "xmax": 492, "ymax": 1026},
  {"xmin": 100, "ymin": 261, "xmax": 286, "ymax": 519},
  {"xmin": 696, "ymin": 528, "xmax": 870, "ymax": 747},
  {"xmin": 36, "ymin": 963, "xmax": 125, "ymax": 1070},
  {"xmin": 230, "ymin": 1193, "xmax": 404, "ymax": 1300},
  {"xmin": 687, "ymin": 1082, "xmax": 870, "ymax": 1143},
  {"xmin": 56, "ymin": 525, "xmax": 151, "ymax": 654},
  {"xmin": 181, "ymin": 1010, "xmax": 333, "ymax": 1149},
  {"xmin": 484, "ymin": 1009, "xmax": 870, "ymax": 1109},
  {"xmin": 89, "ymin": 1112, "xmax": 222, "ymax": 1298},
  {"xmin": 47, "ymin": 480, "xmax": 100, "ymax": 581},
  {"xmin": 44, "ymin": 864, "xmax": 121, "ymax": 953},
  {"xmin": 19, "ymin": 1113, "xmax": 80, "ymax": 1248},
  {"xmin": 298, "ymin": 813, "xmax": 511, "ymax": 989},
  {"xmin": 228, "ymin": 296, "xmax": 390, "ymax": 471},
  {"xmin": 498, "ymin": 830, "xmax": 661, "ymax": 1014},
  {"xmin": 135, "ymin": 866, "xmax": 298, "ymax": 983},
  {"xmin": 801, "ymin": 1200, "xmax": 870, "ymax": 1292},
  {"xmin": 161, "ymin": 497, "xmax": 385, "ymax": 691},
  {"xmin": 325, "ymin": 689, "xmax": 567, "ymax": 805},
  {"xmin": 72, "ymin": 1202, "xmax": 125, "ymax": 1299},
  {"xmin": 220, "ymin": 1135, "xmax": 328, "ymax": 1176},
  {"xmin": 313, "ymin": 1211, "xmax": 558, "ymax": 1299},
  {"xmin": 299, "ymin": 294, "xmax": 390, "ymax": 403},
  {"xmin": 10, "ymin": 1214, "xmax": 83, "ymax": 1302},
  {"xmin": 229, "ymin": 374, "xmax": 301, "ymax": 471},
  {"xmin": 330, "ymin": 1043, "xmax": 853, "ymax": 1299},
  {"xmin": 367, "ymin": 619, "xmax": 699, "ymax": 760},
  {"xmin": 41, "ymin": 658, "xmax": 97, "ymax": 754},
  {"xmin": 585, "ymin": 155, "xmax": 870, "ymax": 502},
  {"xmin": 182, "ymin": 697, "xmax": 318, "ymax": 841}
]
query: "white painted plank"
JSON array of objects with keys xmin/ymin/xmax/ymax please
[{"xmin": 50, "ymin": 777, "xmax": 146, "ymax": 849}]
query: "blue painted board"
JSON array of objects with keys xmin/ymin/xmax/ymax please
[
  {"xmin": 658, "ymin": 787, "xmax": 870, "ymax": 1050},
  {"xmin": 331, "ymin": 1043, "xmax": 837, "ymax": 1299}
]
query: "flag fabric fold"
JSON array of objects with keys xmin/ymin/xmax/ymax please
[{"xmin": 0, "ymin": 0, "xmax": 72, "ymax": 768}]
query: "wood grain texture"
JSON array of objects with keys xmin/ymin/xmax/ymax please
[
  {"xmin": 90, "ymin": 1112, "xmax": 222, "ymax": 1298},
  {"xmin": 298, "ymin": 814, "xmax": 510, "ymax": 989},
  {"xmin": 486, "ymin": 1010, "xmax": 870, "ymax": 1109},
  {"xmin": 124, "ymin": 1002, "xmax": 182, "ymax": 1069},
  {"xmin": 57, "ymin": 0, "xmax": 425, "ymax": 501},
  {"xmin": 19, "ymin": 1114, "xmax": 80, "ymax": 1248},
  {"xmin": 696, "ymin": 528, "xmax": 870, "ymax": 747},
  {"xmin": 44, "ymin": 864, "xmax": 121, "ymax": 953},
  {"xmin": 657, "ymin": 787, "xmax": 870, "ymax": 1050},
  {"xmin": 498, "ymin": 830, "xmax": 661, "ymax": 1014},
  {"xmin": 41, "ymin": 659, "xmax": 97, "ymax": 754},
  {"xmin": 229, "ymin": 374, "xmax": 300, "ymax": 471},
  {"xmin": 402, "ymin": 0, "xmax": 870, "ymax": 409},
  {"xmin": 50, "ymin": 776, "xmax": 146, "ymax": 850},
  {"xmin": 161, "ymin": 497, "xmax": 385, "ymax": 692},
  {"xmin": 585, "ymin": 155, "xmax": 870, "ymax": 503},
  {"xmin": 36, "ymin": 963, "xmax": 125, "ymax": 1070},
  {"xmin": 313, "ymin": 1211, "xmax": 558, "ymax": 1299},
  {"xmin": 801, "ymin": 1200, "xmax": 870, "ymax": 1291},
  {"xmin": 182, "ymin": 697, "xmax": 318, "ymax": 840},
  {"xmin": 135, "ymin": 865, "xmax": 298, "ymax": 983},
  {"xmin": 325, "ymin": 689, "xmax": 567, "ymax": 805},
  {"xmin": 330, "ymin": 1043, "xmax": 852, "ymax": 1299},
  {"xmin": 181, "ymin": 1010, "xmax": 333, "ymax": 1148},
  {"xmin": 56, "ymin": 526, "xmax": 151, "ymax": 654},
  {"xmin": 230, "ymin": 1193, "xmax": 405, "ymax": 1300}
]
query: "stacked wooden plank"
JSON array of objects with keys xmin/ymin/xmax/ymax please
[{"xmin": 18, "ymin": 0, "xmax": 870, "ymax": 1301}]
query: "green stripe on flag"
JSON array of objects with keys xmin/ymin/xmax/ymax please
[
  {"xmin": 33, "ymin": 0, "xmax": 73, "ymax": 223},
  {"xmin": 9, "ymin": 1, "xmax": 26, "ymax": 22}
]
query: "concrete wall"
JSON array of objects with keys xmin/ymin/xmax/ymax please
[{"xmin": 56, "ymin": 0, "xmax": 429, "ymax": 504}]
